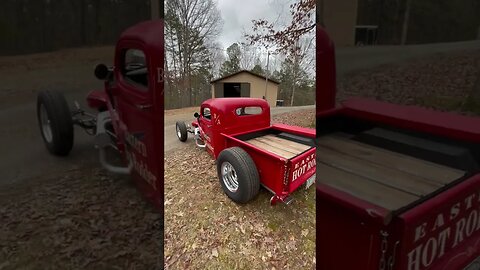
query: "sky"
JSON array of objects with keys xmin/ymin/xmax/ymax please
[{"xmin": 216, "ymin": 0, "xmax": 294, "ymax": 50}]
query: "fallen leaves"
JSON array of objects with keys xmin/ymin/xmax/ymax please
[
  {"xmin": 337, "ymin": 49, "xmax": 480, "ymax": 116},
  {"xmin": 211, "ymin": 248, "xmax": 219, "ymax": 258},
  {"xmin": 0, "ymin": 168, "xmax": 161, "ymax": 269}
]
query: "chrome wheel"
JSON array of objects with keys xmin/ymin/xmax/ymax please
[
  {"xmin": 39, "ymin": 104, "xmax": 53, "ymax": 143},
  {"xmin": 176, "ymin": 125, "xmax": 181, "ymax": 139},
  {"xmin": 221, "ymin": 161, "xmax": 238, "ymax": 192}
]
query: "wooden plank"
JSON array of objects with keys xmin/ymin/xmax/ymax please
[
  {"xmin": 252, "ymin": 137, "xmax": 299, "ymax": 154},
  {"xmin": 318, "ymin": 147, "xmax": 443, "ymax": 196},
  {"xmin": 249, "ymin": 138, "xmax": 300, "ymax": 155},
  {"xmin": 317, "ymin": 135, "xmax": 465, "ymax": 185},
  {"xmin": 254, "ymin": 137, "xmax": 308, "ymax": 155},
  {"xmin": 246, "ymin": 139, "xmax": 296, "ymax": 159},
  {"xmin": 262, "ymin": 135, "xmax": 312, "ymax": 152},
  {"xmin": 318, "ymin": 163, "xmax": 420, "ymax": 211}
]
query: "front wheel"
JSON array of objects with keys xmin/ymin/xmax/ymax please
[
  {"xmin": 37, "ymin": 90, "xmax": 74, "ymax": 156},
  {"xmin": 217, "ymin": 147, "xmax": 260, "ymax": 203},
  {"xmin": 176, "ymin": 121, "xmax": 188, "ymax": 142}
]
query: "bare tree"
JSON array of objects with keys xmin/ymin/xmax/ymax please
[
  {"xmin": 239, "ymin": 43, "xmax": 260, "ymax": 70},
  {"xmin": 245, "ymin": 0, "xmax": 315, "ymax": 106},
  {"xmin": 206, "ymin": 41, "xmax": 226, "ymax": 79},
  {"xmin": 245, "ymin": 0, "xmax": 315, "ymax": 55},
  {"xmin": 165, "ymin": 0, "xmax": 222, "ymax": 107},
  {"xmin": 289, "ymin": 35, "xmax": 315, "ymax": 106}
]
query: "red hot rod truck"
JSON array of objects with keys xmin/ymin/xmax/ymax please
[
  {"xmin": 316, "ymin": 27, "xmax": 480, "ymax": 269},
  {"xmin": 36, "ymin": 20, "xmax": 164, "ymax": 210},
  {"xmin": 175, "ymin": 97, "xmax": 316, "ymax": 204}
]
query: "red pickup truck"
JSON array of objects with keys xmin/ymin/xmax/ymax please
[
  {"xmin": 316, "ymin": 27, "xmax": 480, "ymax": 270},
  {"xmin": 36, "ymin": 20, "xmax": 164, "ymax": 210},
  {"xmin": 176, "ymin": 98, "xmax": 316, "ymax": 204}
]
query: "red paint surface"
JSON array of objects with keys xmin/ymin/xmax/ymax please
[
  {"xmin": 343, "ymin": 98, "xmax": 480, "ymax": 143},
  {"xmin": 86, "ymin": 90, "xmax": 108, "ymax": 109}
]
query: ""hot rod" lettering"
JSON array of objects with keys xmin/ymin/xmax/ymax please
[
  {"xmin": 292, "ymin": 153, "xmax": 316, "ymax": 182},
  {"xmin": 407, "ymin": 191, "xmax": 480, "ymax": 270}
]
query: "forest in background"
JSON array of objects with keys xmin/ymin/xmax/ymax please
[
  {"xmin": 0, "ymin": 0, "xmax": 151, "ymax": 55},
  {"xmin": 164, "ymin": 0, "xmax": 316, "ymax": 109}
]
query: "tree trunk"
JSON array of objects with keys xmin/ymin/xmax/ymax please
[
  {"xmin": 400, "ymin": 0, "xmax": 412, "ymax": 45},
  {"xmin": 151, "ymin": 0, "xmax": 160, "ymax": 19},
  {"xmin": 469, "ymin": 58, "xmax": 480, "ymax": 102},
  {"xmin": 80, "ymin": 0, "xmax": 86, "ymax": 45},
  {"xmin": 290, "ymin": 81, "xmax": 296, "ymax": 106},
  {"xmin": 290, "ymin": 56, "xmax": 297, "ymax": 107}
]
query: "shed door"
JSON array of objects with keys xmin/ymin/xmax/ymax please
[
  {"xmin": 240, "ymin": 83, "xmax": 250, "ymax": 97},
  {"xmin": 214, "ymin": 83, "xmax": 224, "ymax": 98}
]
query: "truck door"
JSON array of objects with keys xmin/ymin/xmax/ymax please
[
  {"xmin": 113, "ymin": 40, "xmax": 163, "ymax": 207},
  {"xmin": 200, "ymin": 105, "xmax": 214, "ymax": 154}
]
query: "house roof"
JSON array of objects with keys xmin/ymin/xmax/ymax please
[{"xmin": 210, "ymin": 70, "xmax": 280, "ymax": 85}]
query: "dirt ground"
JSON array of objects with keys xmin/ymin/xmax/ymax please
[
  {"xmin": 164, "ymin": 110, "xmax": 316, "ymax": 270},
  {"xmin": 337, "ymin": 49, "xmax": 480, "ymax": 115},
  {"xmin": 0, "ymin": 46, "xmax": 114, "ymax": 109},
  {"xmin": 0, "ymin": 168, "xmax": 162, "ymax": 270}
]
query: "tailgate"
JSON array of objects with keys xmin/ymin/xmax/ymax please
[
  {"xmin": 287, "ymin": 147, "xmax": 316, "ymax": 193},
  {"xmin": 396, "ymin": 173, "xmax": 480, "ymax": 270}
]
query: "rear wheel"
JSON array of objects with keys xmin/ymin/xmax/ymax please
[
  {"xmin": 176, "ymin": 121, "xmax": 188, "ymax": 142},
  {"xmin": 217, "ymin": 147, "xmax": 260, "ymax": 203},
  {"xmin": 37, "ymin": 90, "xmax": 74, "ymax": 156}
]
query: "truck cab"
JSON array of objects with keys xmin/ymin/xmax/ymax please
[{"xmin": 194, "ymin": 98, "xmax": 270, "ymax": 158}]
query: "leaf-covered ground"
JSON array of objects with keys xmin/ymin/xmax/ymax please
[
  {"xmin": 0, "ymin": 168, "xmax": 162, "ymax": 270},
  {"xmin": 337, "ymin": 49, "xmax": 480, "ymax": 115},
  {"xmin": 164, "ymin": 109, "xmax": 316, "ymax": 270}
]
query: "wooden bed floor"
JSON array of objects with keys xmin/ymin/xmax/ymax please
[
  {"xmin": 246, "ymin": 134, "xmax": 312, "ymax": 159},
  {"xmin": 317, "ymin": 134, "xmax": 466, "ymax": 211}
]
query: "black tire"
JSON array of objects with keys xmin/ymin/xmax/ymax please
[
  {"xmin": 37, "ymin": 90, "xmax": 74, "ymax": 156},
  {"xmin": 217, "ymin": 147, "xmax": 260, "ymax": 203},
  {"xmin": 176, "ymin": 121, "xmax": 188, "ymax": 142}
]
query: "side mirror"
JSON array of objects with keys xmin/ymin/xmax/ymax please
[
  {"xmin": 94, "ymin": 63, "xmax": 109, "ymax": 80},
  {"xmin": 194, "ymin": 112, "xmax": 200, "ymax": 118}
]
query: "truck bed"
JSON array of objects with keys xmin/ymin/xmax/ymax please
[
  {"xmin": 246, "ymin": 134, "xmax": 312, "ymax": 159},
  {"xmin": 317, "ymin": 133, "xmax": 466, "ymax": 211},
  {"xmin": 235, "ymin": 129, "xmax": 315, "ymax": 160}
]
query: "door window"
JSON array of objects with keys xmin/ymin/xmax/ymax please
[
  {"xmin": 122, "ymin": 49, "xmax": 149, "ymax": 90},
  {"xmin": 202, "ymin": 107, "xmax": 212, "ymax": 120}
]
